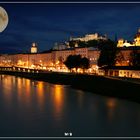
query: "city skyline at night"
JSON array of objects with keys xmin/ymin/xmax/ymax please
[
  {"xmin": 1, "ymin": 2, "xmax": 140, "ymax": 138},
  {"xmin": 1, "ymin": 2, "xmax": 140, "ymax": 53}
]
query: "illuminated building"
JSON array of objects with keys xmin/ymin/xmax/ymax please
[
  {"xmin": 36, "ymin": 53, "xmax": 53, "ymax": 69},
  {"xmin": 53, "ymin": 48, "xmax": 75, "ymax": 63},
  {"xmin": 70, "ymin": 33, "xmax": 107, "ymax": 42},
  {"xmin": 117, "ymin": 39, "xmax": 134, "ymax": 47},
  {"xmin": 75, "ymin": 47, "xmax": 88, "ymax": 58},
  {"xmin": 100, "ymin": 66, "xmax": 140, "ymax": 78},
  {"xmin": 88, "ymin": 47, "xmax": 100, "ymax": 66},
  {"xmin": 117, "ymin": 28, "xmax": 140, "ymax": 47},
  {"xmin": 0, "ymin": 45, "xmax": 100, "ymax": 73}
]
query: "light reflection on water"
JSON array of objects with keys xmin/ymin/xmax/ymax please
[
  {"xmin": 106, "ymin": 98, "xmax": 117, "ymax": 122},
  {"xmin": 0, "ymin": 75, "xmax": 140, "ymax": 137}
]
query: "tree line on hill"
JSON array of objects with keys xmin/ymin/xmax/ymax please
[{"xmin": 69, "ymin": 39, "xmax": 114, "ymax": 48}]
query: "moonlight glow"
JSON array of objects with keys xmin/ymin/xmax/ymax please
[{"xmin": 0, "ymin": 6, "xmax": 8, "ymax": 33}]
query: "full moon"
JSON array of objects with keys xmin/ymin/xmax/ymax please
[{"xmin": 0, "ymin": 6, "xmax": 8, "ymax": 33}]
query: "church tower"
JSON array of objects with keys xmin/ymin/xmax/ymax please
[{"xmin": 31, "ymin": 42, "xmax": 38, "ymax": 53}]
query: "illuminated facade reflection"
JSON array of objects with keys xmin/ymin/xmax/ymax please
[
  {"xmin": 51, "ymin": 85, "xmax": 65, "ymax": 119},
  {"xmin": 36, "ymin": 81, "xmax": 45, "ymax": 110},
  {"xmin": 106, "ymin": 98, "xmax": 117, "ymax": 121}
]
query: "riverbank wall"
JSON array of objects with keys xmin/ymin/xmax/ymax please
[{"xmin": 0, "ymin": 69, "xmax": 140, "ymax": 103}]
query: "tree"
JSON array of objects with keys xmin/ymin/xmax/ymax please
[
  {"xmin": 73, "ymin": 55, "xmax": 81, "ymax": 71},
  {"xmin": 64, "ymin": 55, "xmax": 90, "ymax": 72},
  {"xmin": 86, "ymin": 40, "xmax": 98, "ymax": 47},
  {"xmin": 98, "ymin": 39, "xmax": 117, "ymax": 67},
  {"xmin": 78, "ymin": 41, "xmax": 86, "ymax": 47},
  {"xmin": 69, "ymin": 41, "xmax": 76, "ymax": 48},
  {"xmin": 80, "ymin": 57, "xmax": 90, "ymax": 72},
  {"xmin": 129, "ymin": 50, "xmax": 140, "ymax": 66},
  {"xmin": 64, "ymin": 55, "xmax": 75, "ymax": 71}
]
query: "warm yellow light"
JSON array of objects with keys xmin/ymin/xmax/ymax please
[
  {"xmin": 56, "ymin": 61, "xmax": 59, "ymax": 65},
  {"xmin": 17, "ymin": 60, "xmax": 24, "ymax": 66},
  {"xmin": 53, "ymin": 85, "xmax": 64, "ymax": 114},
  {"xmin": 107, "ymin": 99, "xmax": 116, "ymax": 109},
  {"xmin": 42, "ymin": 67, "xmax": 46, "ymax": 70},
  {"xmin": 31, "ymin": 64, "xmax": 35, "ymax": 68}
]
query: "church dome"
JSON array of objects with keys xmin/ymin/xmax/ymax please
[{"xmin": 31, "ymin": 42, "xmax": 38, "ymax": 53}]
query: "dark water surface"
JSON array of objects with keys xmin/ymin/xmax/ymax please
[{"xmin": 0, "ymin": 74, "xmax": 140, "ymax": 137}]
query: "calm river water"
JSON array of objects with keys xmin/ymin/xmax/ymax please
[{"xmin": 0, "ymin": 74, "xmax": 140, "ymax": 137}]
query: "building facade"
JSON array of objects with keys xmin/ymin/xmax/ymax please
[
  {"xmin": 0, "ymin": 45, "xmax": 100, "ymax": 72},
  {"xmin": 101, "ymin": 67, "xmax": 140, "ymax": 79}
]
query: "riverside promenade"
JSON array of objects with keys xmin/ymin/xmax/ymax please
[{"xmin": 0, "ymin": 66, "xmax": 140, "ymax": 103}]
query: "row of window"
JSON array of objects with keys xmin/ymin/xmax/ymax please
[
  {"xmin": 89, "ymin": 58, "xmax": 97, "ymax": 61},
  {"xmin": 119, "ymin": 70, "xmax": 140, "ymax": 77},
  {"xmin": 76, "ymin": 51, "xmax": 87, "ymax": 53},
  {"xmin": 119, "ymin": 71, "xmax": 140, "ymax": 74}
]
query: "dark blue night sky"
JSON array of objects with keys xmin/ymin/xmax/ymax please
[{"xmin": 1, "ymin": 2, "xmax": 140, "ymax": 53}]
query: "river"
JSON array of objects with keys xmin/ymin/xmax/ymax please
[{"xmin": 0, "ymin": 74, "xmax": 140, "ymax": 137}]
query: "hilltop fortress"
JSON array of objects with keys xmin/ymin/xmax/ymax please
[{"xmin": 70, "ymin": 33, "xmax": 107, "ymax": 42}]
